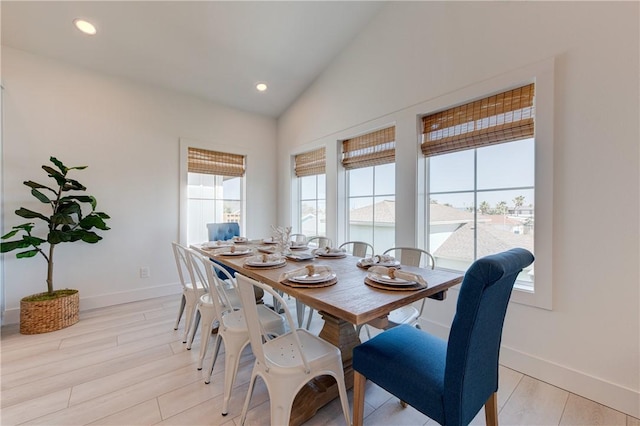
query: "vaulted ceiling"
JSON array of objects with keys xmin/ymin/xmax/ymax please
[{"xmin": 1, "ymin": 1, "xmax": 383, "ymax": 118}]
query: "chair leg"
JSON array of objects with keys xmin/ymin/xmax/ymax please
[
  {"xmin": 204, "ymin": 334, "xmax": 223, "ymax": 384},
  {"xmin": 484, "ymin": 392, "xmax": 498, "ymax": 426},
  {"xmin": 353, "ymin": 371, "xmax": 366, "ymax": 426},
  {"xmin": 174, "ymin": 294, "xmax": 186, "ymax": 330},
  {"xmin": 239, "ymin": 370, "xmax": 259, "ymax": 426},
  {"xmin": 186, "ymin": 310, "xmax": 200, "ymax": 349},
  {"xmin": 304, "ymin": 305, "xmax": 314, "ymax": 330}
]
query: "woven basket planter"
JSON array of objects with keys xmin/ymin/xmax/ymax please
[{"xmin": 20, "ymin": 289, "xmax": 79, "ymax": 334}]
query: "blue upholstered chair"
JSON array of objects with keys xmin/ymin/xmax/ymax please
[
  {"xmin": 352, "ymin": 248, "xmax": 534, "ymax": 426},
  {"xmin": 206, "ymin": 222, "xmax": 241, "ymax": 279},
  {"xmin": 206, "ymin": 222, "xmax": 240, "ymax": 242}
]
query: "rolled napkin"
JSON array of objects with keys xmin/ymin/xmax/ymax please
[
  {"xmin": 312, "ymin": 247, "xmax": 346, "ymax": 255},
  {"xmin": 279, "ymin": 264, "xmax": 333, "ymax": 282},
  {"xmin": 368, "ymin": 266, "xmax": 428, "ymax": 286},
  {"xmin": 258, "ymin": 253, "xmax": 283, "ymax": 263},
  {"xmin": 358, "ymin": 254, "xmax": 396, "ymax": 267}
]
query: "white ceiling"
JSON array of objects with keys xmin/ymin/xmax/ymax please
[{"xmin": 1, "ymin": 1, "xmax": 384, "ymax": 118}]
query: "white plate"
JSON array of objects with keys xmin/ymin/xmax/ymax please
[
  {"xmin": 203, "ymin": 241, "xmax": 233, "ymax": 249},
  {"xmin": 289, "ymin": 245, "xmax": 308, "ymax": 250},
  {"xmin": 245, "ymin": 256, "xmax": 286, "ymax": 267},
  {"xmin": 257, "ymin": 246, "xmax": 276, "ymax": 253},
  {"xmin": 367, "ymin": 273, "xmax": 414, "ymax": 286},
  {"xmin": 219, "ymin": 249, "xmax": 252, "ymax": 256},
  {"xmin": 316, "ymin": 252, "xmax": 346, "ymax": 258},
  {"xmin": 289, "ymin": 272, "xmax": 336, "ymax": 283},
  {"xmin": 263, "ymin": 238, "xmax": 278, "ymax": 244},
  {"xmin": 285, "ymin": 253, "xmax": 315, "ymax": 261},
  {"xmin": 376, "ymin": 260, "xmax": 401, "ymax": 267}
]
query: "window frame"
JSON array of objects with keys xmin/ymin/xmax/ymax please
[
  {"xmin": 179, "ymin": 138, "xmax": 247, "ymax": 246},
  {"xmin": 417, "ymin": 58, "xmax": 554, "ymax": 309}
]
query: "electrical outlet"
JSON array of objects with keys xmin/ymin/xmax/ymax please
[{"xmin": 140, "ymin": 267, "xmax": 150, "ymax": 278}]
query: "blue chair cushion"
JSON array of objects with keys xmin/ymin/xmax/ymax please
[
  {"xmin": 207, "ymin": 222, "xmax": 240, "ymax": 242},
  {"xmin": 353, "ymin": 324, "xmax": 447, "ymax": 424}
]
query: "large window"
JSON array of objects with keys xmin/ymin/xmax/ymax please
[
  {"xmin": 342, "ymin": 126, "xmax": 396, "ymax": 252},
  {"xmin": 295, "ymin": 148, "xmax": 326, "ymax": 236},
  {"xmin": 422, "ymin": 84, "xmax": 535, "ymax": 287},
  {"xmin": 186, "ymin": 147, "xmax": 245, "ymax": 245}
]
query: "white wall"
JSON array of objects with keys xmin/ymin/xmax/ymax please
[
  {"xmin": 277, "ymin": 2, "xmax": 639, "ymax": 417},
  {"xmin": 1, "ymin": 47, "xmax": 277, "ymax": 322}
]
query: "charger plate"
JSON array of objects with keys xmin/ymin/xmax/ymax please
[
  {"xmin": 364, "ymin": 277, "xmax": 426, "ymax": 291},
  {"xmin": 281, "ymin": 277, "xmax": 337, "ymax": 288}
]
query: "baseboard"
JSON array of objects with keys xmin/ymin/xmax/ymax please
[
  {"xmin": 1, "ymin": 283, "xmax": 181, "ymax": 326},
  {"xmin": 418, "ymin": 318, "xmax": 640, "ymax": 418}
]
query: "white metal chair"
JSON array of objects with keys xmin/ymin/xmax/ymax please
[
  {"xmin": 171, "ymin": 242, "xmax": 206, "ymax": 343},
  {"xmin": 338, "ymin": 241, "xmax": 374, "ymax": 258},
  {"xmin": 289, "ymin": 233, "xmax": 308, "ymax": 245},
  {"xmin": 235, "ymin": 273, "xmax": 351, "ymax": 426},
  {"xmin": 360, "ymin": 247, "xmax": 436, "ymax": 338},
  {"xmin": 307, "ymin": 236, "xmax": 333, "ymax": 248},
  {"xmin": 187, "ymin": 250, "xmax": 286, "ymax": 416}
]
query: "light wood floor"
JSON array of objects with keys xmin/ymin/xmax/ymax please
[{"xmin": 1, "ymin": 294, "xmax": 637, "ymax": 426}]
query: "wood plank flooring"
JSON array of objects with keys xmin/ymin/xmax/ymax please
[{"xmin": 1, "ymin": 294, "xmax": 637, "ymax": 425}]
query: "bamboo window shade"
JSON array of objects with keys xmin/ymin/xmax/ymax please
[
  {"xmin": 421, "ymin": 84, "xmax": 535, "ymax": 157},
  {"xmin": 341, "ymin": 126, "xmax": 396, "ymax": 170},
  {"xmin": 294, "ymin": 147, "xmax": 326, "ymax": 177},
  {"xmin": 188, "ymin": 147, "xmax": 245, "ymax": 177}
]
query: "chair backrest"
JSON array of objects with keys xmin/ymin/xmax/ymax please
[
  {"xmin": 307, "ymin": 236, "xmax": 332, "ymax": 248},
  {"xmin": 235, "ymin": 273, "xmax": 311, "ymax": 372},
  {"xmin": 207, "ymin": 222, "xmax": 240, "ymax": 241},
  {"xmin": 171, "ymin": 242, "xmax": 197, "ymax": 290},
  {"xmin": 443, "ymin": 248, "xmax": 534, "ymax": 425},
  {"xmin": 383, "ymin": 247, "xmax": 435, "ymax": 269},
  {"xmin": 186, "ymin": 249, "xmax": 237, "ymax": 315},
  {"xmin": 339, "ymin": 241, "xmax": 374, "ymax": 258},
  {"xmin": 290, "ymin": 233, "xmax": 307, "ymax": 244}
]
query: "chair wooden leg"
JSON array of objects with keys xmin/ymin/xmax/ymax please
[
  {"xmin": 353, "ymin": 371, "xmax": 366, "ymax": 426},
  {"xmin": 484, "ymin": 392, "xmax": 498, "ymax": 426}
]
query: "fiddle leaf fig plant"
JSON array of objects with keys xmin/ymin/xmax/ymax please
[{"xmin": 1, "ymin": 157, "xmax": 110, "ymax": 297}]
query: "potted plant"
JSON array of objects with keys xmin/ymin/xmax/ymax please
[{"xmin": 1, "ymin": 157, "xmax": 110, "ymax": 334}]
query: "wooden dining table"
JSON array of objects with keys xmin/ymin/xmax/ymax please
[{"xmin": 191, "ymin": 241, "xmax": 463, "ymax": 425}]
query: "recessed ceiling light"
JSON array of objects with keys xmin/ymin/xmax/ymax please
[
  {"xmin": 73, "ymin": 18, "xmax": 97, "ymax": 35},
  {"xmin": 256, "ymin": 83, "xmax": 268, "ymax": 92}
]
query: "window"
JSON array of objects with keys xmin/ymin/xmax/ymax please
[
  {"xmin": 422, "ymin": 84, "xmax": 535, "ymax": 288},
  {"xmin": 294, "ymin": 148, "xmax": 326, "ymax": 236},
  {"xmin": 186, "ymin": 147, "xmax": 245, "ymax": 245},
  {"xmin": 342, "ymin": 126, "xmax": 396, "ymax": 252}
]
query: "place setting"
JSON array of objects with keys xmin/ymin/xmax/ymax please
[
  {"xmin": 279, "ymin": 264, "xmax": 337, "ymax": 288},
  {"xmin": 215, "ymin": 245, "xmax": 253, "ymax": 256},
  {"xmin": 357, "ymin": 254, "xmax": 401, "ymax": 269},
  {"xmin": 364, "ymin": 266, "xmax": 428, "ymax": 291},
  {"xmin": 243, "ymin": 253, "xmax": 287, "ymax": 269},
  {"xmin": 312, "ymin": 246, "xmax": 347, "ymax": 259}
]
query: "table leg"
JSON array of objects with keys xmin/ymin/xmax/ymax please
[{"xmin": 288, "ymin": 311, "xmax": 361, "ymax": 425}]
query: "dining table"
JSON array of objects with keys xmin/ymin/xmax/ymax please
[{"xmin": 191, "ymin": 240, "xmax": 463, "ymax": 425}]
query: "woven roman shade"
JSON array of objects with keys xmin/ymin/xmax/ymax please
[
  {"xmin": 421, "ymin": 84, "xmax": 535, "ymax": 157},
  {"xmin": 294, "ymin": 147, "xmax": 326, "ymax": 177},
  {"xmin": 341, "ymin": 126, "xmax": 395, "ymax": 170},
  {"xmin": 188, "ymin": 147, "xmax": 245, "ymax": 177}
]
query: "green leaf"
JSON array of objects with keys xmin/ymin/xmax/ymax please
[
  {"xmin": 81, "ymin": 231, "xmax": 101, "ymax": 243},
  {"xmin": 95, "ymin": 212, "xmax": 111, "ymax": 219},
  {"xmin": 56, "ymin": 201, "xmax": 81, "ymax": 217},
  {"xmin": 16, "ymin": 249, "xmax": 39, "ymax": 258},
  {"xmin": 31, "ymin": 188, "xmax": 51, "ymax": 204},
  {"xmin": 50, "ymin": 157, "xmax": 68, "ymax": 174},
  {"xmin": 68, "ymin": 165, "xmax": 88, "ymax": 171},
  {"xmin": 43, "ymin": 166, "xmax": 67, "ymax": 187},
  {"xmin": 79, "ymin": 215, "xmax": 109, "ymax": 230},
  {"xmin": 1, "ymin": 229, "xmax": 20, "ymax": 240},
  {"xmin": 16, "ymin": 208, "xmax": 50, "ymax": 222},
  {"xmin": 48, "ymin": 230, "xmax": 68, "ymax": 244},
  {"xmin": 24, "ymin": 181, "xmax": 55, "ymax": 193},
  {"xmin": 89, "ymin": 195, "xmax": 97, "ymax": 210},
  {"xmin": 62, "ymin": 180, "xmax": 86, "ymax": 191},
  {"xmin": 51, "ymin": 213, "xmax": 76, "ymax": 226},
  {"xmin": 1, "ymin": 240, "xmax": 31, "ymax": 252},
  {"xmin": 60, "ymin": 195, "xmax": 94, "ymax": 204},
  {"xmin": 24, "ymin": 235, "xmax": 46, "ymax": 245}
]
